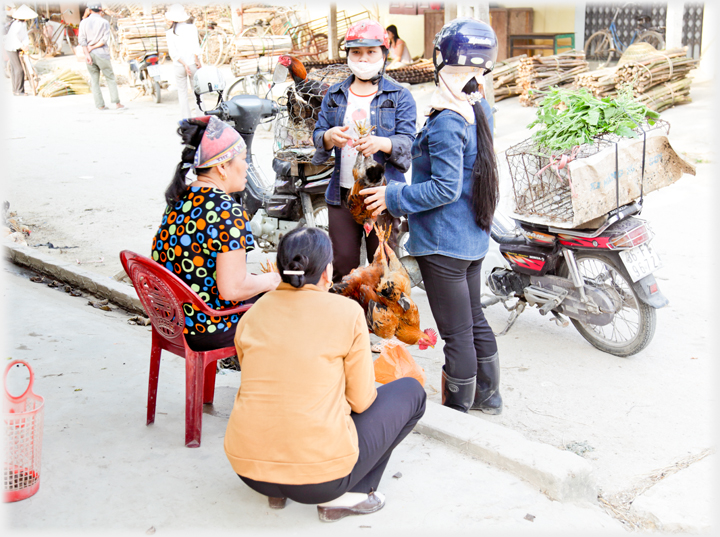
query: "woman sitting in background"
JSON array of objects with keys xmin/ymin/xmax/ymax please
[
  {"xmin": 152, "ymin": 115, "xmax": 280, "ymax": 351},
  {"xmin": 224, "ymin": 226, "xmax": 426, "ymax": 522},
  {"xmin": 386, "ymin": 24, "xmax": 412, "ymax": 68}
]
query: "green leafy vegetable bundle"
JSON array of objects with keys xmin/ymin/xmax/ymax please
[{"xmin": 527, "ymin": 87, "xmax": 660, "ymax": 154}]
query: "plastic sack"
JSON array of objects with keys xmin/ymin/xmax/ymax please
[{"xmin": 373, "ymin": 341, "xmax": 426, "ymax": 387}]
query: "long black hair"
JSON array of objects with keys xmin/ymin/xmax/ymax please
[
  {"xmin": 164, "ymin": 118, "xmax": 210, "ymax": 206},
  {"xmin": 386, "ymin": 24, "xmax": 400, "ymax": 46},
  {"xmin": 276, "ymin": 227, "xmax": 333, "ymax": 288},
  {"xmin": 462, "ymin": 76, "xmax": 498, "ymax": 233}
]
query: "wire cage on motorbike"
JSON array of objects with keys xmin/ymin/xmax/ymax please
[
  {"xmin": 505, "ymin": 119, "xmax": 670, "ymax": 225},
  {"xmin": 273, "ymin": 63, "xmax": 352, "ymax": 163}
]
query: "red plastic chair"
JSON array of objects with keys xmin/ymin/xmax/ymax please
[{"xmin": 119, "ymin": 250, "xmax": 252, "ymax": 448}]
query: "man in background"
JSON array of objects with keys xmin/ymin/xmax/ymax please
[{"xmin": 79, "ymin": 3, "xmax": 124, "ymax": 110}]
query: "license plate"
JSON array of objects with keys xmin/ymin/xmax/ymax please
[
  {"xmin": 619, "ymin": 242, "xmax": 662, "ymax": 282},
  {"xmin": 147, "ymin": 65, "xmax": 161, "ymax": 78}
]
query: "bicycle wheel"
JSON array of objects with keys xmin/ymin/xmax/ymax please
[
  {"xmin": 224, "ymin": 76, "xmax": 248, "ymax": 100},
  {"xmin": 637, "ymin": 31, "xmax": 665, "ymax": 51},
  {"xmin": 201, "ymin": 30, "xmax": 225, "ymax": 66},
  {"xmin": 304, "ymin": 32, "xmax": 328, "ymax": 61},
  {"xmin": 254, "ymin": 74, "xmax": 269, "ymax": 98},
  {"xmin": 26, "ymin": 29, "xmax": 47, "ymax": 60},
  {"xmin": 584, "ymin": 30, "xmax": 615, "ymax": 66}
]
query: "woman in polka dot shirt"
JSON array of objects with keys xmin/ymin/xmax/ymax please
[{"xmin": 152, "ymin": 116, "xmax": 281, "ymax": 351}]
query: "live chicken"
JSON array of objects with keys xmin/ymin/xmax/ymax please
[
  {"xmin": 346, "ymin": 121, "xmax": 387, "ymax": 236},
  {"xmin": 331, "ymin": 224, "xmax": 437, "ymax": 349}
]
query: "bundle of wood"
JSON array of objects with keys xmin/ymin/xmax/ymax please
[
  {"xmin": 517, "ymin": 50, "xmax": 589, "ymax": 107},
  {"xmin": 37, "ymin": 68, "xmax": 90, "ymax": 97},
  {"xmin": 226, "ymin": 36, "xmax": 293, "ymax": 69},
  {"xmin": 574, "ymin": 67, "xmax": 618, "ymax": 99},
  {"xmin": 383, "ymin": 59, "xmax": 435, "ymax": 84},
  {"xmin": 303, "ymin": 57, "xmax": 347, "ymax": 71},
  {"xmin": 229, "ymin": 35, "xmax": 292, "ymax": 57},
  {"xmin": 634, "ymin": 76, "xmax": 694, "ymax": 112},
  {"xmin": 615, "ymin": 47, "xmax": 699, "ymax": 111},
  {"xmin": 492, "ymin": 54, "xmax": 526, "ymax": 101},
  {"xmin": 117, "ymin": 15, "xmax": 168, "ymax": 60},
  {"xmin": 230, "ymin": 54, "xmax": 281, "ymax": 77}
]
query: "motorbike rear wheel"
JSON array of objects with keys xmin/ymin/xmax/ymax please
[
  {"xmin": 153, "ymin": 80, "xmax": 161, "ymax": 103},
  {"xmin": 560, "ymin": 252, "xmax": 656, "ymax": 357}
]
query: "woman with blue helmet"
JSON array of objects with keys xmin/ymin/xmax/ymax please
[{"xmin": 361, "ymin": 19, "xmax": 503, "ymax": 414}]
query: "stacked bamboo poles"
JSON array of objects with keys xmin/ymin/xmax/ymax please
[
  {"xmin": 574, "ymin": 67, "xmax": 618, "ymax": 99},
  {"xmin": 228, "ymin": 36, "xmax": 293, "ymax": 76},
  {"xmin": 117, "ymin": 15, "xmax": 168, "ymax": 60},
  {"xmin": 230, "ymin": 55, "xmax": 281, "ymax": 77},
  {"xmin": 37, "ymin": 68, "xmax": 90, "ymax": 97},
  {"xmin": 517, "ymin": 50, "xmax": 589, "ymax": 107},
  {"xmin": 493, "ymin": 54, "xmax": 526, "ymax": 101},
  {"xmin": 228, "ymin": 35, "xmax": 292, "ymax": 57},
  {"xmin": 615, "ymin": 47, "xmax": 699, "ymax": 111}
]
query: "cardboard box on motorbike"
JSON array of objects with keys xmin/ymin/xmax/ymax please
[{"xmin": 506, "ymin": 122, "xmax": 696, "ymax": 229}]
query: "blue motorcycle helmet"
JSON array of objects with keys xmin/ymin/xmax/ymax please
[{"xmin": 432, "ymin": 18, "xmax": 498, "ymax": 84}]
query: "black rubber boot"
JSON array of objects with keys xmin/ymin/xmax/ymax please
[
  {"xmin": 441, "ymin": 366, "xmax": 476, "ymax": 413},
  {"xmin": 471, "ymin": 352, "xmax": 502, "ymax": 414}
]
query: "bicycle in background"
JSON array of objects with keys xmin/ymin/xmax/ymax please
[
  {"xmin": 585, "ymin": 3, "xmax": 665, "ymax": 67},
  {"xmin": 26, "ymin": 9, "xmax": 77, "ymax": 59}
]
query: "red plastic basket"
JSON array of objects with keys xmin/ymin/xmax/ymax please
[{"xmin": 3, "ymin": 360, "xmax": 44, "ymax": 503}]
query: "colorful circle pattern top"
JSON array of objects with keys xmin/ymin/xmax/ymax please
[{"xmin": 152, "ymin": 186, "xmax": 255, "ymax": 337}]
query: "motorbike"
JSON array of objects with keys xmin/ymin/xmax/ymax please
[
  {"xmin": 129, "ymin": 51, "xmax": 164, "ymax": 103},
  {"xmin": 196, "ymin": 63, "xmax": 332, "ymax": 250},
  {"xmin": 400, "ymin": 200, "xmax": 665, "ymax": 357},
  {"xmin": 480, "ymin": 200, "xmax": 666, "ymax": 357}
]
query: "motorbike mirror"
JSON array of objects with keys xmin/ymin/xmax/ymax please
[{"xmin": 273, "ymin": 63, "xmax": 289, "ymax": 85}]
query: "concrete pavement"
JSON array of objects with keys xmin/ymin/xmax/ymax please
[{"xmin": 2, "ymin": 263, "xmax": 623, "ymax": 534}]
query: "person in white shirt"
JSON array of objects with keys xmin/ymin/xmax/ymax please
[
  {"xmin": 4, "ymin": 4, "xmax": 34, "ymax": 96},
  {"xmin": 165, "ymin": 4, "xmax": 202, "ymax": 119}
]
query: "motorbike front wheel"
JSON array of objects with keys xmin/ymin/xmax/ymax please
[
  {"xmin": 561, "ymin": 252, "xmax": 656, "ymax": 357},
  {"xmin": 311, "ymin": 196, "xmax": 328, "ymax": 232}
]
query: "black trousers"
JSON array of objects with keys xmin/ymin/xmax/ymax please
[
  {"xmin": 328, "ymin": 188, "xmax": 400, "ymax": 283},
  {"xmin": 238, "ymin": 377, "xmax": 426, "ymax": 504},
  {"xmin": 7, "ymin": 49, "xmax": 24, "ymax": 95},
  {"xmin": 416, "ymin": 254, "xmax": 498, "ymax": 379}
]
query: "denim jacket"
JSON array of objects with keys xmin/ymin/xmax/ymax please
[
  {"xmin": 385, "ymin": 99, "xmax": 495, "ymax": 261},
  {"xmin": 312, "ymin": 75, "xmax": 417, "ymax": 206}
]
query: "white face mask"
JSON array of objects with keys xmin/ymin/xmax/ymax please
[{"xmin": 347, "ymin": 58, "xmax": 384, "ymax": 81}]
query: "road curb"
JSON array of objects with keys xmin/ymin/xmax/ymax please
[
  {"xmin": 3, "ymin": 242, "xmax": 144, "ymax": 315},
  {"xmin": 4, "ymin": 241, "xmax": 598, "ymax": 504},
  {"xmin": 416, "ymin": 402, "xmax": 598, "ymax": 503}
]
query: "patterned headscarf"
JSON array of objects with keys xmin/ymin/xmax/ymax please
[{"xmin": 193, "ymin": 116, "xmax": 246, "ymax": 169}]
